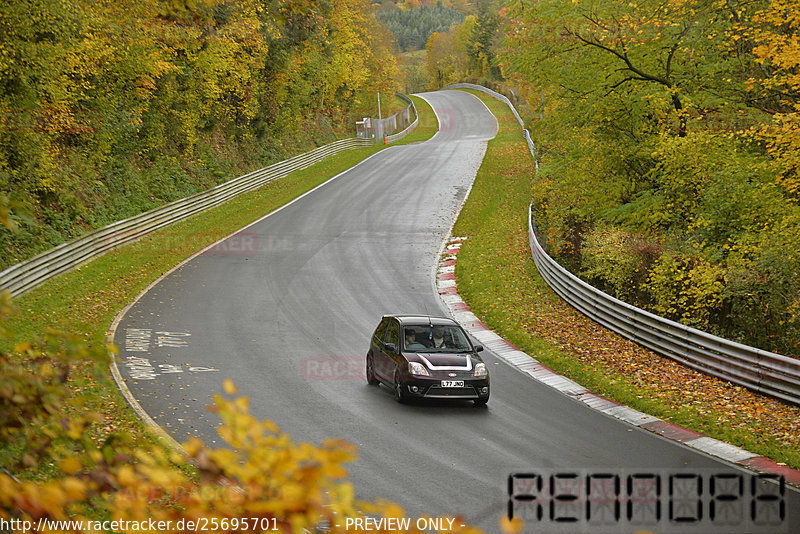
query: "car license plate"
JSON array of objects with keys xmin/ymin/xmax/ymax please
[{"xmin": 441, "ymin": 380, "xmax": 464, "ymax": 388}]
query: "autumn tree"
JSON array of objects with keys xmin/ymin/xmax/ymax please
[
  {"xmin": 500, "ymin": 0, "xmax": 800, "ymax": 354},
  {"xmin": 0, "ymin": 0, "xmax": 399, "ymax": 270},
  {"xmin": 466, "ymin": 1, "xmax": 501, "ymax": 80},
  {"xmin": 425, "ymin": 16, "xmax": 479, "ymax": 88},
  {"xmin": 747, "ymin": 0, "xmax": 800, "ymax": 196}
]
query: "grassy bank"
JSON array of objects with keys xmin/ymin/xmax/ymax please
[
  {"xmin": 1, "ymin": 95, "xmax": 438, "ymax": 475},
  {"xmin": 451, "ymin": 90, "xmax": 800, "ymax": 469}
]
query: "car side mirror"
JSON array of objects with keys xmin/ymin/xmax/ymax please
[
  {"xmin": 383, "ymin": 342, "xmax": 397, "ymax": 353},
  {"xmin": 473, "ymin": 344, "xmax": 483, "ymax": 353}
]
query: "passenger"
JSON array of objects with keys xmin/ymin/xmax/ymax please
[{"xmin": 404, "ymin": 328, "xmax": 426, "ymax": 351}]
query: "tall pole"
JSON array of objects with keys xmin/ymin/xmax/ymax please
[{"xmin": 377, "ymin": 90, "xmax": 385, "ymax": 144}]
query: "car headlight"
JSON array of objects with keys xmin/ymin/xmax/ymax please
[
  {"xmin": 408, "ymin": 362, "xmax": 430, "ymax": 376},
  {"xmin": 474, "ymin": 363, "xmax": 488, "ymax": 378}
]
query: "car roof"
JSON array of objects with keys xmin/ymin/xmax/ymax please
[{"xmin": 383, "ymin": 314, "xmax": 459, "ymax": 326}]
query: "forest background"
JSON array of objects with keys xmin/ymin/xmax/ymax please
[
  {"xmin": 2, "ymin": 0, "xmax": 798, "ymax": 360},
  {"xmin": 0, "ymin": 0, "xmax": 399, "ymax": 270},
  {"xmin": 400, "ymin": 0, "xmax": 800, "ymax": 358}
]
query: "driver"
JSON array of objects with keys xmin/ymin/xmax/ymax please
[{"xmin": 431, "ymin": 326, "xmax": 449, "ymax": 348}]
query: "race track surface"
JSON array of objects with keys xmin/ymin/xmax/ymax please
[{"xmin": 114, "ymin": 90, "xmax": 798, "ymax": 532}]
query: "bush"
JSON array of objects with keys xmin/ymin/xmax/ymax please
[
  {"xmin": 724, "ymin": 217, "xmax": 800, "ymax": 354},
  {"xmin": 644, "ymin": 253, "xmax": 726, "ymax": 331},
  {"xmin": 580, "ymin": 227, "xmax": 660, "ymax": 303}
]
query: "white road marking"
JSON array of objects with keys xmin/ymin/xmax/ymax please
[{"xmin": 124, "ymin": 328, "xmax": 151, "ymax": 352}]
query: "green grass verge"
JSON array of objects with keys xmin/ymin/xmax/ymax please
[
  {"xmin": 450, "ymin": 89, "xmax": 800, "ymax": 470},
  {"xmin": 1, "ymin": 97, "xmax": 438, "ymax": 474}
]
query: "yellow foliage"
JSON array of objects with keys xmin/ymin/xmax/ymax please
[
  {"xmin": 58, "ymin": 458, "xmax": 82, "ymax": 476},
  {"xmin": 498, "ymin": 515, "xmax": 523, "ymax": 534},
  {"xmin": 425, "ymin": 16, "xmax": 476, "ymax": 89},
  {"xmin": 748, "ymin": 0, "xmax": 800, "ymax": 191},
  {"xmin": 223, "ymin": 377, "xmax": 238, "ymax": 395},
  {"xmin": 646, "ymin": 254, "xmax": 726, "ymax": 329},
  {"xmin": 1, "ymin": 354, "xmax": 488, "ymax": 532}
]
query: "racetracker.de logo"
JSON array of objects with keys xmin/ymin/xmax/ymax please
[
  {"xmin": 207, "ymin": 232, "xmax": 259, "ymax": 255},
  {"xmin": 302, "ymin": 356, "xmax": 365, "ymax": 380},
  {"xmin": 102, "ymin": 230, "xmax": 259, "ymax": 256}
]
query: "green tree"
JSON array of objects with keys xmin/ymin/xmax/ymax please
[
  {"xmin": 0, "ymin": 0, "xmax": 399, "ymax": 270},
  {"xmin": 499, "ymin": 0, "xmax": 800, "ymax": 354},
  {"xmin": 376, "ymin": 1, "xmax": 466, "ymax": 52},
  {"xmin": 425, "ymin": 15, "xmax": 476, "ymax": 88},
  {"xmin": 467, "ymin": 1, "xmax": 500, "ymax": 79}
]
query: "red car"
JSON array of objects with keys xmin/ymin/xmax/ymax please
[{"xmin": 366, "ymin": 315, "xmax": 490, "ymax": 405}]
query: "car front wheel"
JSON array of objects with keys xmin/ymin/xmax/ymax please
[{"xmin": 393, "ymin": 369, "xmax": 407, "ymax": 403}]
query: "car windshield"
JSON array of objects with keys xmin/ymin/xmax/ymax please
[{"xmin": 402, "ymin": 325, "xmax": 472, "ymax": 353}]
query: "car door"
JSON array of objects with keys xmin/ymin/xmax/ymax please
[
  {"xmin": 376, "ymin": 319, "xmax": 401, "ymax": 381},
  {"xmin": 369, "ymin": 318, "xmax": 389, "ymax": 376},
  {"xmin": 371, "ymin": 319, "xmax": 389, "ymax": 353}
]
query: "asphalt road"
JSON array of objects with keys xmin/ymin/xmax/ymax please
[{"xmin": 114, "ymin": 90, "xmax": 798, "ymax": 533}]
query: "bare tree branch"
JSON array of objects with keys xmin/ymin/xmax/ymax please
[
  {"xmin": 665, "ymin": 23, "xmax": 692, "ymax": 80},
  {"xmin": 565, "ymin": 21, "xmax": 691, "ymax": 135},
  {"xmin": 567, "ymin": 28, "xmax": 671, "ymax": 87},
  {"xmin": 605, "ymin": 76, "xmax": 637, "ymax": 96}
]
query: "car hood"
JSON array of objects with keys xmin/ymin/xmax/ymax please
[{"xmin": 411, "ymin": 352, "xmax": 473, "ymax": 370}]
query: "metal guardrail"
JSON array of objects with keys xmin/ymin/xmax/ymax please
[
  {"xmin": 0, "ymin": 137, "xmax": 372, "ymax": 298},
  {"xmin": 386, "ymin": 94, "xmax": 418, "ymax": 143},
  {"xmin": 450, "ymin": 82, "xmax": 800, "ymax": 406},
  {"xmin": 529, "ymin": 214, "xmax": 800, "ymax": 405},
  {"xmin": 358, "ymin": 93, "xmax": 419, "ymax": 142}
]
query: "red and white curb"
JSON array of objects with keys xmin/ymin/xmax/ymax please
[{"xmin": 436, "ymin": 236, "xmax": 800, "ymax": 487}]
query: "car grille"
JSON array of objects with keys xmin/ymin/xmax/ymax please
[
  {"xmin": 430, "ymin": 370, "xmax": 474, "ymax": 380},
  {"xmin": 424, "ymin": 385, "xmax": 478, "ymax": 399}
]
